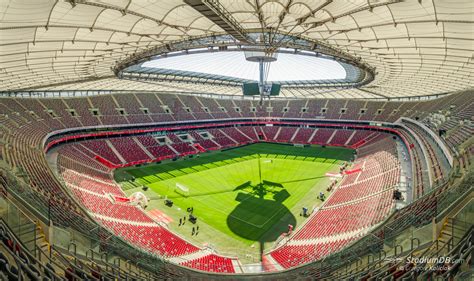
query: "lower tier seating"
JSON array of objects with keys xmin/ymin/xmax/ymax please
[
  {"xmin": 97, "ymin": 218, "xmax": 200, "ymax": 257},
  {"xmin": 269, "ymin": 236, "xmax": 359, "ymax": 269},
  {"xmin": 180, "ymin": 254, "xmax": 236, "ymax": 273}
]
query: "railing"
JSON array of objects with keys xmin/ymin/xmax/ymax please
[
  {"xmin": 328, "ymin": 190, "xmax": 473, "ymax": 280},
  {"xmin": 0, "ymin": 209, "xmax": 68, "ymax": 280},
  {"xmin": 400, "ymin": 117, "xmax": 454, "ymax": 167}
]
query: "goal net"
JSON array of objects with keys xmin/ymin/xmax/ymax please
[
  {"xmin": 175, "ymin": 183, "xmax": 189, "ymax": 197},
  {"xmin": 129, "ymin": 192, "xmax": 148, "ymax": 208}
]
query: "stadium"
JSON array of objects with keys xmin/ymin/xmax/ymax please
[{"xmin": 0, "ymin": 0, "xmax": 473, "ymax": 280}]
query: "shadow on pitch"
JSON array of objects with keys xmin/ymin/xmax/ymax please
[{"xmin": 226, "ymin": 181, "xmax": 296, "ymax": 242}]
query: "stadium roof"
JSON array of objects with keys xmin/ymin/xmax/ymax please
[{"xmin": 0, "ymin": 0, "xmax": 473, "ymax": 99}]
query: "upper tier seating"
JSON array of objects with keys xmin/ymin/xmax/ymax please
[
  {"xmin": 325, "ymin": 99, "xmax": 347, "ymax": 119},
  {"xmin": 404, "ymin": 123, "xmax": 445, "ymax": 183},
  {"xmin": 284, "ymin": 100, "xmax": 306, "ymax": 118},
  {"xmin": 89, "ymin": 96, "xmax": 128, "ymax": 125},
  {"xmin": 113, "ymin": 94, "xmax": 154, "ymax": 124},
  {"xmin": 134, "ymin": 93, "xmax": 175, "ymax": 123}
]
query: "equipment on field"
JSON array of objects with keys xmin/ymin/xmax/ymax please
[
  {"xmin": 130, "ymin": 192, "xmax": 148, "ymax": 208},
  {"xmin": 189, "ymin": 214, "xmax": 197, "ymax": 224},
  {"xmin": 301, "ymin": 207, "xmax": 308, "ymax": 217},
  {"xmin": 175, "ymin": 183, "xmax": 189, "ymax": 197},
  {"xmin": 165, "ymin": 199, "xmax": 173, "ymax": 207},
  {"xmin": 393, "ymin": 189, "xmax": 403, "ymax": 200}
]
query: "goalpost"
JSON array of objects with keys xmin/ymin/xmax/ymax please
[{"xmin": 175, "ymin": 183, "xmax": 189, "ymax": 197}]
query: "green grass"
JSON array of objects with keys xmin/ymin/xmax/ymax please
[{"xmin": 115, "ymin": 143, "xmax": 353, "ymax": 261}]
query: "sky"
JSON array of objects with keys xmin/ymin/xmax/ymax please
[{"xmin": 142, "ymin": 51, "xmax": 347, "ymax": 81}]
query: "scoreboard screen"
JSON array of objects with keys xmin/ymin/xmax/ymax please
[
  {"xmin": 270, "ymin": 83, "xmax": 281, "ymax": 96},
  {"xmin": 242, "ymin": 82, "xmax": 260, "ymax": 96},
  {"xmin": 243, "ymin": 83, "xmax": 281, "ymax": 96}
]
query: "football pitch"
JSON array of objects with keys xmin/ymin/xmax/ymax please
[{"xmin": 115, "ymin": 143, "xmax": 353, "ymax": 261}]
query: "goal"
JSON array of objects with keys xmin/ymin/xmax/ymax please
[{"xmin": 175, "ymin": 183, "xmax": 189, "ymax": 197}]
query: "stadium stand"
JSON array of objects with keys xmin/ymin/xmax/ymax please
[
  {"xmin": 108, "ymin": 138, "xmax": 151, "ymax": 163},
  {"xmin": 311, "ymin": 128, "xmax": 335, "ymax": 144},
  {"xmin": 219, "ymin": 127, "xmax": 252, "ymax": 145},
  {"xmin": 1, "ymin": 0, "xmax": 473, "ymax": 278},
  {"xmin": 31, "ymin": 121, "xmax": 404, "ymax": 272},
  {"xmin": 292, "ymin": 127, "xmax": 314, "ymax": 144},
  {"xmin": 0, "ymin": 92, "xmax": 473, "ymax": 277},
  {"xmin": 329, "ymin": 129, "xmax": 354, "ymax": 146},
  {"xmin": 189, "ymin": 131, "xmax": 220, "ymax": 150},
  {"xmin": 97, "ymin": 218, "xmax": 200, "ymax": 257},
  {"xmin": 82, "ymin": 140, "xmax": 124, "ymax": 165},
  {"xmin": 268, "ymin": 236, "xmax": 360, "ymax": 269},
  {"xmin": 265, "ymin": 135, "xmax": 400, "ymax": 269},
  {"xmin": 207, "ymin": 129, "xmax": 237, "ymax": 148},
  {"xmin": 274, "ymin": 127, "xmax": 298, "ymax": 143},
  {"xmin": 180, "ymin": 254, "xmax": 237, "ymax": 273},
  {"xmin": 235, "ymin": 126, "xmax": 259, "ymax": 141}
]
